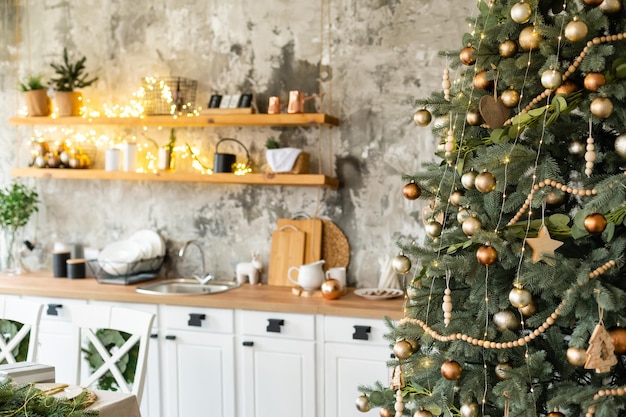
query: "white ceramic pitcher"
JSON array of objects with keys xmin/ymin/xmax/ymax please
[{"xmin": 288, "ymin": 260, "xmax": 325, "ymax": 290}]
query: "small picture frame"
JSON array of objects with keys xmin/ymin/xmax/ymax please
[
  {"xmin": 228, "ymin": 94, "xmax": 241, "ymax": 109},
  {"xmin": 219, "ymin": 95, "xmax": 232, "ymax": 109},
  {"xmin": 208, "ymin": 95, "xmax": 222, "ymax": 108}
]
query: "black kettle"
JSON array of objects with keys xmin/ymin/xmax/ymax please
[{"xmin": 213, "ymin": 138, "xmax": 250, "ymax": 173}]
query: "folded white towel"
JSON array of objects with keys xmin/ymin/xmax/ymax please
[{"xmin": 266, "ymin": 148, "xmax": 302, "ymax": 172}]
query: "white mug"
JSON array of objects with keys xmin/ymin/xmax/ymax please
[
  {"xmin": 288, "ymin": 260, "xmax": 325, "ymax": 290},
  {"xmin": 325, "ymin": 267, "xmax": 346, "ymax": 289}
]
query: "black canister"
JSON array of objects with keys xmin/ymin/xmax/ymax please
[
  {"xmin": 52, "ymin": 250, "xmax": 71, "ymax": 278},
  {"xmin": 67, "ymin": 258, "xmax": 86, "ymax": 279},
  {"xmin": 213, "ymin": 138, "xmax": 250, "ymax": 173}
]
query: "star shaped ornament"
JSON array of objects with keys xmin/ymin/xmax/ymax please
[{"xmin": 526, "ymin": 225, "xmax": 563, "ymax": 265}]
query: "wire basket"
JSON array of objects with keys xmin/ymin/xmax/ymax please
[
  {"xmin": 141, "ymin": 76, "xmax": 198, "ymax": 115},
  {"xmin": 89, "ymin": 256, "xmax": 164, "ymax": 285}
]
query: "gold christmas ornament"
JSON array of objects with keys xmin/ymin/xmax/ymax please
[
  {"xmin": 461, "ymin": 216, "xmax": 482, "ymax": 237},
  {"xmin": 495, "ymin": 362, "xmax": 512, "ymax": 380},
  {"xmin": 584, "ymin": 72, "xmax": 606, "ymax": 92},
  {"xmin": 425, "ymin": 220, "xmax": 443, "ymax": 238},
  {"xmin": 583, "ymin": 0, "xmax": 603, "ymax": 5},
  {"xmin": 510, "ymin": 1, "xmax": 532, "ymax": 23},
  {"xmin": 473, "ymin": 70, "xmax": 493, "ymax": 90},
  {"xmin": 321, "ymin": 278, "xmax": 342, "ymax": 300},
  {"xmin": 493, "ymin": 310, "xmax": 520, "ymax": 331},
  {"xmin": 566, "ymin": 346, "xmax": 588, "ymax": 366},
  {"xmin": 609, "ymin": 327, "xmax": 626, "ymax": 354},
  {"xmin": 459, "ymin": 46, "xmax": 477, "ymax": 66},
  {"xmin": 614, "ymin": 134, "xmax": 626, "ymax": 158},
  {"xmin": 590, "ymin": 97, "xmax": 614, "ymax": 119},
  {"xmin": 393, "ymin": 339, "xmax": 414, "ymax": 360},
  {"xmin": 380, "ymin": 408, "xmax": 394, "ymax": 417},
  {"xmin": 547, "ymin": 411, "xmax": 566, "ymax": 417},
  {"xmin": 392, "ymin": 254, "xmax": 412, "ymax": 274},
  {"xmin": 541, "ymin": 69, "xmax": 563, "ymax": 89},
  {"xmin": 519, "ymin": 26, "xmax": 542, "ymax": 51},
  {"xmin": 474, "ymin": 170, "xmax": 497, "ymax": 193},
  {"xmin": 509, "ymin": 287, "xmax": 532, "ymax": 308},
  {"xmin": 440, "ymin": 360, "xmax": 462, "ymax": 380},
  {"xmin": 413, "ymin": 109, "xmax": 432, "ymax": 127},
  {"xmin": 457, "ymin": 208, "xmax": 472, "ymax": 224},
  {"xmin": 448, "ymin": 189, "xmax": 464, "ymax": 206},
  {"xmin": 564, "ymin": 17, "xmax": 589, "ymax": 42},
  {"xmin": 599, "ymin": 0, "xmax": 622, "ymax": 14},
  {"xmin": 583, "ymin": 213, "xmax": 607, "ymax": 234},
  {"xmin": 460, "ymin": 403, "xmax": 480, "ymax": 417},
  {"xmin": 568, "ymin": 140, "xmax": 585, "ymax": 155},
  {"xmin": 525, "ymin": 225, "xmax": 563, "ymax": 265},
  {"xmin": 355, "ymin": 394, "xmax": 371, "ymax": 412},
  {"xmin": 413, "ymin": 410, "xmax": 433, "ymax": 417},
  {"xmin": 466, "ymin": 109, "xmax": 483, "ymax": 126},
  {"xmin": 403, "ymin": 182, "xmax": 421, "ymax": 200},
  {"xmin": 555, "ymin": 80, "xmax": 579, "ymax": 95},
  {"xmin": 501, "ymin": 88, "xmax": 520, "ymax": 108},
  {"xmin": 461, "ymin": 170, "xmax": 478, "ymax": 189},
  {"xmin": 476, "ymin": 244, "xmax": 498, "ymax": 266},
  {"xmin": 545, "ymin": 191, "xmax": 566, "ymax": 207},
  {"xmin": 499, "ymin": 39, "xmax": 518, "ymax": 58},
  {"xmin": 520, "ymin": 298, "xmax": 537, "ymax": 316}
]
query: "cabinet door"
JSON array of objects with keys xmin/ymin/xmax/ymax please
[
  {"xmin": 323, "ymin": 316, "xmax": 391, "ymax": 417},
  {"xmin": 161, "ymin": 305, "xmax": 235, "ymax": 417}
]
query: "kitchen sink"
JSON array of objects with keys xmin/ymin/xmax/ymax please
[{"xmin": 135, "ymin": 278, "xmax": 239, "ymax": 295}]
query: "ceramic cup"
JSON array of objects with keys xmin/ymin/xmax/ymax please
[{"xmin": 325, "ymin": 267, "xmax": 346, "ymax": 289}]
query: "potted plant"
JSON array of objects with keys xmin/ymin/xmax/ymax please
[
  {"xmin": 50, "ymin": 47, "xmax": 98, "ymax": 116},
  {"xmin": 0, "ymin": 182, "xmax": 39, "ymax": 275},
  {"xmin": 265, "ymin": 137, "xmax": 309, "ymax": 174},
  {"xmin": 19, "ymin": 75, "xmax": 51, "ymax": 117}
]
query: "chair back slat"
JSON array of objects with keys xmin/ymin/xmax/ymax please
[{"xmin": 0, "ymin": 298, "xmax": 43, "ymax": 363}]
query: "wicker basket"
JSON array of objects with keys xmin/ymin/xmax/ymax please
[
  {"xmin": 141, "ymin": 76, "xmax": 197, "ymax": 115},
  {"xmin": 267, "ymin": 151, "xmax": 310, "ymax": 174}
]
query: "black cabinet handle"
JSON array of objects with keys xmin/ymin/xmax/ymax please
[
  {"xmin": 353, "ymin": 325, "xmax": 371, "ymax": 340},
  {"xmin": 266, "ymin": 318, "xmax": 285, "ymax": 333},
  {"xmin": 150, "ymin": 334, "xmax": 158, "ymax": 339},
  {"xmin": 242, "ymin": 341, "xmax": 254, "ymax": 347},
  {"xmin": 46, "ymin": 304, "xmax": 63, "ymax": 316},
  {"xmin": 188, "ymin": 313, "xmax": 206, "ymax": 327},
  {"xmin": 165, "ymin": 335, "xmax": 176, "ymax": 340}
]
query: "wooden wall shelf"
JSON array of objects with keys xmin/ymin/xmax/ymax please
[
  {"xmin": 10, "ymin": 168, "xmax": 340, "ymax": 189},
  {"xmin": 9, "ymin": 113, "xmax": 339, "ymax": 127}
]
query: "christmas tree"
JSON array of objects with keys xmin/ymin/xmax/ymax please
[{"xmin": 359, "ymin": 1, "xmax": 626, "ymax": 416}]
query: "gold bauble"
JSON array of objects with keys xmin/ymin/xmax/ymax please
[
  {"xmin": 457, "ymin": 208, "xmax": 472, "ymax": 224},
  {"xmin": 541, "ymin": 69, "xmax": 563, "ymax": 90},
  {"xmin": 614, "ymin": 134, "xmax": 626, "ymax": 158},
  {"xmin": 407, "ymin": 338, "xmax": 419, "ymax": 352},
  {"xmin": 520, "ymin": 298, "xmax": 537, "ymax": 316},
  {"xmin": 519, "ymin": 26, "xmax": 542, "ymax": 51},
  {"xmin": 414, "ymin": 410, "xmax": 433, "ymax": 417},
  {"xmin": 493, "ymin": 310, "xmax": 520, "ymax": 331},
  {"xmin": 555, "ymin": 80, "xmax": 579, "ymax": 96},
  {"xmin": 568, "ymin": 140, "xmax": 585, "ymax": 155},
  {"xmin": 510, "ymin": 1, "xmax": 532, "ymax": 23},
  {"xmin": 321, "ymin": 278, "xmax": 343, "ymax": 300},
  {"xmin": 473, "ymin": 70, "xmax": 493, "ymax": 91},
  {"xmin": 413, "ymin": 108, "xmax": 432, "ymax": 127},
  {"xmin": 449, "ymin": 189, "xmax": 464, "ymax": 207},
  {"xmin": 380, "ymin": 408, "xmax": 394, "ymax": 417},
  {"xmin": 584, "ymin": 72, "xmax": 606, "ymax": 92},
  {"xmin": 590, "ymin": 97, "xmax": 614, "ymax": 119},
  {"xmin": 566, "ymin": 346, "xmax": 588, "ymax": 366},
  {"xmin": 545, "ymin": 191, "xmax": 566, "ymax": 207},
  {"xmin": 466, "ymin": 110, "xmax": 483, "ymax": 126},
  {"xmin": 459, "ymin": 46, "xmax": 477, "ymax": 66},
  {"xmin": 476, "ymin": 244, "xmax": 498, "ymax": 266},
  {"xmin": 460, "ymin": 403, "xmax": 479, "ymax": 417},
  {"xmin": 393, "ymin": 339, "xmax": 414, "ymax": 360},
  {"xmin": 355, "ymin": 394, "xmax": 371, "ymax": 412},
  {"xmin": 609, "ymin": 327, "xmax": 626, "ymax": 354},
  {"xmin": 564, "ymin": 18, "xmax": 588, "ymax": 42},
  {"xmin": 474, "ymin": 170, "xmax": 496, "ymax": 193},
  {"xmin": 509, "ymin": 287, "xmax": 532, "ymax": 308},
  {"xmin": 392, "ymin": 254, "xmax": 411, "ymax": 274},
  {"xmin": 461, "ymin": 170, "xmax": 478, "ymax": 189},
  {"xmin": 547, "ymin": 412, "xmax": 566, "ymax": 417},
  {"xmin": 462, "ymin": 216, "xmax": 482, "ymax": 237},
  {"xmin": 499, "ymin": 39, "xmax": 518, "ymax": 58},
  {"xmin": 599, "ymin": 0, "xmax": 622, "ymax": 14},
  {"xmin": 495, "ymin": 362, "xmax": 512, "ymax": 380},
  {"xmin": 501, "ymin": 89, "xmax": 520, "ymax": 108},
  {"xmin": 583, "ymin": 213, "xmax": 607, "ymax": 234},
  {"xmin": 440, "ymin": 360, "xmax": 462, "ymax": 380},
  {"xmin": 33, "ymin": 141, "xmax": 49, "ymax": 156},
  {"xmin": 584, "ymin": 0, "xmax": 603, "ymax": 5},
  {"xmin": 425, "ymin": 220, "xmax": 443, "ymax": 238},
  {"xmin": 403, "ymin": 182, "xmax": 421, "ymax": 200}
]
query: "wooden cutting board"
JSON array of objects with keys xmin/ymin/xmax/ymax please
[
  {"xmin": 276, "ymin": 218, "xmax": 322, "ymax": 265},
  {"xmin": 268, "ymin": 225, "xmax": 306, "ymax": 287}
]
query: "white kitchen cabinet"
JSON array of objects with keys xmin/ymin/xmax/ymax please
[
  {"xmin": 323, "ymin": 315, "xmax": 391, "ymax": 417},
  {"xmin": 237, "ymin": 310, "xmax": 317, "ymax": 417},
  {"xmin": 21, "ymin": 296, "xmax": 88, "ymax": 384},
  {"xmin": 160, "ymin": 304, "xmax": 236, "ymax": 417}
]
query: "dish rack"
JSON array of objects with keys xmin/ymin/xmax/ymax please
[{"xmin": 88, "ymin": 256, "xmax": 165, "ymax": 285}]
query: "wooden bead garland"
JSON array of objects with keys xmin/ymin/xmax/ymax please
[
  {"xmin": 585, "ymin": 386, "xmax": 626, "ymax": 417},
  {"xmin": 394, "ymin": 389, "xmax": 404, "ymax": 417},
  {"xmin": 443, "ymin": 67, "xmax": 451, "ymax": 101},
  {"xmin": 585, "ymin": 134, "xmax": 596, "ymax": 177}
]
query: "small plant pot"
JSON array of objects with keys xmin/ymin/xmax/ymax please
[
  {"xmin": 23, "ymin": 90, "xmax": 51, "ymax": 117},
  {"xmin": 266, "ymin": 148, "xmax": 310, "ymax": 174},
  {"xmin": 55, "ymin": 91, "xmax": 83, "ymax": 117}
]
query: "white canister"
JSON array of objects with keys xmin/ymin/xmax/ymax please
[
  {"xmin": 122, "ymin": 142, "xmax": 137, "ymax": 172},
  {"xmin": 105, "ymin": 148, "xmax": 121, "ymax": 171}
]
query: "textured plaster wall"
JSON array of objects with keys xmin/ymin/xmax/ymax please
[{"xmin": 0, "ymin": 0, "xmax": 474, "ymax": 287}]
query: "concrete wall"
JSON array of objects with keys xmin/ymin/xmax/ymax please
[{"xmin": 0, "ymin": 0, "xmax": 474, "ymax": 287}]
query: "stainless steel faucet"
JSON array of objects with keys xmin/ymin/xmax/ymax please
[{"xmin": 178, "ymin": 241, "xmax": 214, "ymax": 284}]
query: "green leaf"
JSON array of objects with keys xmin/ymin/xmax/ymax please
[
  {"xmin": 602, "ymin": 221, "xmax": 615, "ymax": 242},
  {"xmin": 528, "ymin": 107, "xmax": 547, "ymax": 117},
  {"xmin": 615, "ymin": 63, "xmax": 626, "ymax": 79},
  {"xmin": 490, "ymin": 128, "xmax": 509, "ymax": 144}
]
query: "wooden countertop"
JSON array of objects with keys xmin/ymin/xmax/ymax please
[{"xmin": 0, "ymin": 272, "xmax": 405, "ymax": 320}]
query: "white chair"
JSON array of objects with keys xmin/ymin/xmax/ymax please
[
  {"xmin": 69, "ymin": 304, "xmax": 155, "ymax": 404},
  {"xmin": 0, "ymin": 298, "xmax": 43, "ymax": 364}
]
